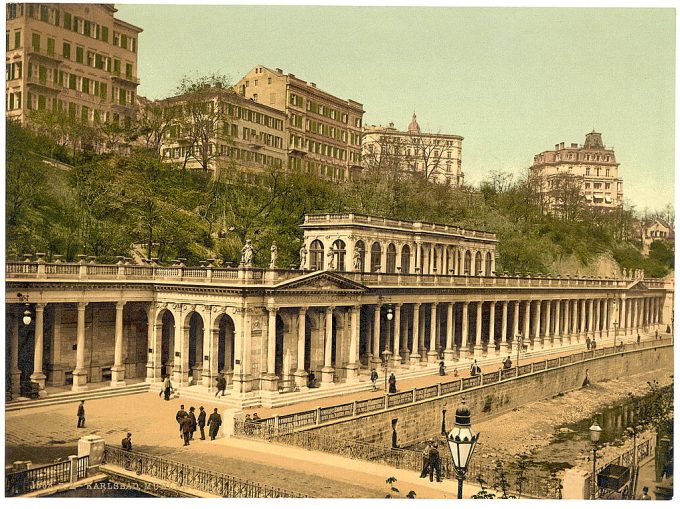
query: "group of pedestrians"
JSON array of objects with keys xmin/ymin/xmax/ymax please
[
  {"xmin": 585, "ymin": 336, "xmax": 598, "ymax": 351},
  {"xmin": 420, "ymin": 439, "xmax": 443, "ymax": 482},
  {"xmin": 175, "ymin": 404, "xmax": 222, "ymax": 445}
]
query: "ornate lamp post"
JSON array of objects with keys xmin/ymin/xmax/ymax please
[
  {"xmin": 613, "ymin": 320, "xmax": 618, "ymax": 346},
  {"xmin": 446, "ymin": 398, "xmax": 480, "ymax": 499},
  {"xmin": 589, "ymin": 420, "xmax": 603, "ymax": 499},
  {"xmin": 381, "ymin": 349, "xmax": 391, "ymax": 393},
  {"xmin": 17, "ymin": 292, "xmax": 32, "ymax": 325}
]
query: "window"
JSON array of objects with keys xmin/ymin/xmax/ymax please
[
  {"xmin": 386, "ymin": 244, "xmax": 397, "ymax": 273},
  {"xmin": 68, "ymin": 74, "xmax": 76, "ymax": 90},
  {"xmin": 101, "ymin": 26, "xmax": 108, "ymax": 42},
  {"xmin": 585, "ymin": 167, "xmax": 590, "ymax": 176},
  {"xmin": 268, "ymin": 77, "xmax": 272, "ymax": 84},
  {"xmin": 332, "ymin": 240, "xmax": 346, "ymax": 271},
  {"xmin": 63, "ymin": 42, "xmax": 70, "ymax": 59},
  {"xmin": 31, "ymin": 32, "xmax": 40, "ymax": 51},
  {"xmin": 309, "ymin": 240, "xmax": 324, "ymax": 270},
  {"xmin": 47, "ymin": 37, "xmax": 54, "ymax": 55},
  {"xmin": 81, "ymin": 105, "xmax": 89, "ymax": 121},
  {"xmin": 113, "ymin": 59, "xmax": 120, "ymax": 75},
  {"xmin": 606, "ymin": 168, "xmax": 610, "ymax": 177},
  {"xmin": 464, "ymin": 250, "xmax": 472, "ymax": 275},
  {"xmin": 76, "ymin": 46, "xmax": 83, "ymax": 63},
  {"xmin": 82, "ymin": 77, "xmax": 89, "ymax": 93},
  {"xmin": 370, "ymin": 242, "xmax": 382, "ymax": 273},
  {"xmin": 485, "ymin": 252, "xmax": 493, "ymax": 276},
  {"xmin": 14, "ymin": 30, "xmax": 20, "ymax": 49},
  {"xmin": 474, "ymin": 251, "xmax": 482, "ymax": 275},
  {"xmin": 40, "ymin": 5, "xmax": 49, "ymax": 22},
  {"xmin": 125, "ymin": 63, "xmax": 132, "ymax": 78},
  {"xmin": 64, "ymin": 12, "xmax": 71, "ymax": 29}
]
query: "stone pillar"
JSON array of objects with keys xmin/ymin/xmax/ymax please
[
  {"xmin": 146, "ymin": 304, "xmax": 159, "ymax": 382},
  {"xmin": 587, "ymin": 299, "xmax": 594, "ymax": 336},
  {"xmin": 262, "ymin": 307, "xmax": 279, "ymax": 391},
  {"xmin": 488, "ymin": 301, "xmax": 496, "ymax": 355},
  {"xmin": 411, "ymin": 303, "xmax": 421, "ymax": 365},
  {"xmin": 461, "ymin": 301, "xmax": 470, "ymax": 356},
  {"xmin": 418, "ymin": 304, "xmax": 427, "ymax": 362},
  {"xmin": 444, "ymin": 302, "xmax": 455, "ymax": 360},
  {"xmin": 545, "ymin": 300, "xmax": 552, "ymax": 347},
  {"xmin": 501, "ymin": 301, "xmax": 510, "ymax": 355},
  {"xmin": 347, "ymin": 305, "xmax": 360, "ymax": 379},
  {"xmin": 523, "ymin": 300, "xmax": 531, "ymax": 344},
  {"xmin": 473, "ymin": 301, "xmax": 484, "ymax": 358},
  {"xmin": 29, "ymin": 304, "xmax": 48, "ymax": 395},
  {"xmin": 372, "ymin": 304, "xmax": 381, "ymax": 365},
  {"xmin": 9, "ymin": 312, "xmax": 21, "ymax": 395},
  {"xmin": 111, "ymin": 301, "xmax": 126, "ymax": 386},
  {"xmin": 392, "ymin": 304, "xmax": 402, "ymax": 365},
  {"xmin": 294, "ymin": 307, "xmax": 308, "ymax": 387},
  {"xmin": 72, "ymin": 302, "xmax": 89, "ymax": 391},
  {"xmin": 414, "ymin": 241, "xmax": 421, "ymax": 272},
  {"xmin": 321, "ymin": 307, "xmax": 335, "ymax": 385},
  {"xmin": 571, "ymin": 300, "xmax": 578, "ymax": 343},
  {"xmin": 428, "ymin": 303, "xmax": 438, "ymax": 363},
  {"xmin": 511, "ymin": 300, "xmax": 520, "ymax": 353},
  {"xmin": 554, "ymin": 299, "xmax": 562, "ymax": 345},
  {"xmin": 531, "ymin": 300, "xmax": 540, "ymax": 350},
  {"xmin": 580, "ymin": 299, "xmax": 586, "ymax": 341},
  {"xmin": 399, "ymin": 305, "xmax": 410, "ymax": 364}
]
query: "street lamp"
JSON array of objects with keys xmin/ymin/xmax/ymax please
[
  {"xmin": 446, "ymin": 398, "xmax": 480, "ymax": 499},
  {"xmin": 17, "ymin": 293, "xmax": 32, "ymax": 325},
  {"xmin": 589, "ymin": 420, "xmax": 603, "ymax": 499},
  {"xmin": 381, "ymin": 349, "xmax": 392, "ymax": 393},
  {"xmin": 516, "ymin": 333, "xmax": 524, "ymax": 368},
  {"xmin": 613, "ymin": 320, "xmax": 618, "ymax": 346}
]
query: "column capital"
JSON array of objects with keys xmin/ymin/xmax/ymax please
[
  {"xmin": 326, "ymin": 306, "xmax": 335, "ymax": 313},
  {"xmin": 393, "ymin": 303, "xmax": 402, "ymax": 310},
  {"xmin": 413, "ymin": 302, "xmax": 420, "ymax": 309},
  {"xmin": 351, "ymin": 305, "xmax": 361, "ymax": 312},
  {"xmin": 77, "ymin": 302, "xmax": 87, "ymax": 311},
  {"xmin": 35, "ymin": 302, "xmax": 46, "ymax": 311},
  {"xmin": 115, "ymin": 301, "xmax": 126, "ymax": 310},
  {"xmin": 298, "ymin": 306, "xmax": 308, "ymax": 315},
  {"xmin": 267, "ymin": 306, "xmax": 280, "ymax": 314}
]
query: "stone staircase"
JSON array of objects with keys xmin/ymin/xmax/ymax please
[{"xmin": 6, "ymin": 382, "xmax": 150, "ymax": 412}]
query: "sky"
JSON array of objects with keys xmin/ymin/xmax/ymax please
[{"xmin": 115, "ymin": 3, "xmax": 676, "ymax": 212}]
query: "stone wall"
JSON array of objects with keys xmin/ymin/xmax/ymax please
[{"xmin": 310, "ymin": 344, "xmax": 673, "ymax": 449}]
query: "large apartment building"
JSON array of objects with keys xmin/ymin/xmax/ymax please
[
  {"xmin": 363, "ymin": 113, "xmax": 464, "ymax": 186},
  {"xmin": 6, "ymin": 3, "xmax": 141, "ymax": 126},
  {"xmin": 157, "ymin": 86, "xmax": 287, "ymax": 175},
  {"xmin": 530, "ymin": 131, "xmax": 623, "ymax": 209},
  {"xmin": 235, "ymin": 65, "xmax": 364, "ymax": 181}
]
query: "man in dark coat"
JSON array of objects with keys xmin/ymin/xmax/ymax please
[
  {"xmin": 388, "ymin": 373, "xmax": 397, "ymax": 394},
  {"xmin": 207, "ymin": 408, "xmax": 222, "ymax": 440},
  {"xmin": 197, "ymin": 406, "xmax": 207, "ymax": 440},
  {"xmin": 188, "ymin": 407, "xmax": 197, "ymax": 440},
  {"xmin": 181, "ymin": 414, "xmax": 193, "ymax": 446},
  {"xmin": 428, "ymin": 442, "xmax": 442, "ymax": 482},
  {"xmin": 77, "ymin": 400, "xmax": 86, "ymax": 428},
  {"xmin": 215, "ymin": 374, "xmax": 227, "ymax": 397},
  {"xmin": 420, "ymin": 441, "xmax": 432, "ymax": 478},
  {"xmin": 122, "ymin": 432, "xmax": 132, "ymax": 451},
  {"xmin": 176, "ymin": 404, "xmax": 188, "ymax": 439}
]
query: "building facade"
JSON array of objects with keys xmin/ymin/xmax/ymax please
[
  {"xmin": 640, "ymin": 219, "xmax": 675, "ymax": 255},
  {"xmin": 5, "ymin": 3, "xmax": 141, "ymax": 126},
  {"xmin": 234, "ymin": 65, "xmax": 364, "ymax": 181},
  {"xmin": 6, "ymin": 215, "xmax": 672, "ymax": 407},
  {"xmin": 530, "ymin": 131, "xmax": 623, "ymax": 209},
  {"xmin": 158, "ymin": 87, "xmax": 287, "ymax": 175},
  {"xmin": 363, "ymin": 114, "xmax": 464, "ymax": 186}
]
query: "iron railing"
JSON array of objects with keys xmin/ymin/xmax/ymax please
[
  {"xmin": 5, "ymin": 456, "xmax": 89, "ymax": 497},
  {"xmin": 102, "ymin": 446, "xmax": 303, "ymax": 498}
]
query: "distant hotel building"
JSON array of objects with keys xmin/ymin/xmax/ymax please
[
  {"xmin": 158, "ymin": 87, "xmax": 287, "ymax": 174},
  {"xmin": 362, "ymin": 113, "xmax": 464, "ymax": 187},
  {"xmin": 530, "ymin": 131, "xmax": 623, "ymax": 209},
  {"xmin": 235, "ymin": 65, "xmax": 364, "ymax": 181},
  {"xmin": 5, "ymin": 3, "xmax": 142, "ymax": 126}
]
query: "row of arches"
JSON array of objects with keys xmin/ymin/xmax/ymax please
[{"xmin": 308, "ymin": 239, "xmax": 494, "ymax": 275}]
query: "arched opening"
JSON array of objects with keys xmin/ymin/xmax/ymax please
[
  {"xmin": 464, "ymin": 250, "xmax": 472, "ymax": 275},
  {"xmin": 485, "ymin": 252, "xmax": 493, "ymax": 275},
  {"xmin": 332, "ymin": 239, "xmax": 346, "ymax": 272},
  {"xmin": 475, "ymin": 251, "xmax": 482, "ymax": 275},
  {"xmin": 310, "ymin": 239, "xmax": 324, "ymax": 270},
  {"xmin": 217, "ymin": 314, "xmax": 236, "ymax": 377},
  {"xmin": 159, "ymin": 309, "xmax": 175, "ymax": 379},
  {"xmin": 370, "ymin": 242, "xmax": 382, "ymax": 272},
  {"xmin": 187, "ymin": 312, "xmax": 204, "ymax": 385},
  {"xmin": 400, "ymin": 245, "xmax": 411, "ymax": 274},
  {"xmin": 354, "ymin": 240, "xmax": 366, "ymax": 272},
  {"xmin": 386, "ymin": 243, "xmax": 397, "ymax": 273}
]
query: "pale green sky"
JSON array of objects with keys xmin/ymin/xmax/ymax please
[{"xmin": 116, "ymin": 4, "xmax": 675, "ymax": 212}]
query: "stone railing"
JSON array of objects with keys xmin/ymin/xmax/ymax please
[
  {"xmin": 234, "ymin": 337, "xmax": 673, "ymax": 437},
  {"xmin": 6, "ymin": 260, "xmax": 668, "ymax": 291}
]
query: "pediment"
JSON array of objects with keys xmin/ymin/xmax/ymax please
[
  {"xmin": 626, "ymin": 281, "xmax": 649, "ymax": 292},
  {"xmin": 272, "ymin": 271, "xmax": 368, "ymax": 293}
]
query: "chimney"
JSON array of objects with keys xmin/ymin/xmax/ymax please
[
  {"xmin": 560, "ymin": 142, "xmax": 565, "ymax": 149},
  {"xmin": 571, "ymin": 143, "xmax": 578, "ymax": 148},
  {"xmin": 554, "ymin": 144, "xmax": 559, "ymax": 151},
  {"xmin": 310, "ymin": 82, "xmax": 316, "ymax": 88},
  {"xmin": 276, "ymin": 68, "xmax": 283, "ymax": 74}
]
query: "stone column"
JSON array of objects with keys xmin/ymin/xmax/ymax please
[
  {"xmin": 444, "ymin": 302, "xmax": 455, "ymax": 360},
  {"xmin": 473, "ymin": 301, "xmax": 484, "ymax": 358},
  {"xmin": 321, "ymin": 307, "xmax": 335, "ymax": 385},
  {"xmin": 294, "ymin": 307, "xmax": 308, "ymax": 387},
  {"xmin": 415, "ymin": 241, "xmax": 421, "ymax": 272},
  {"xmin": 146, "ymin": 304, "xmax": 159, "ymax": 382},
  {"xmin": 512, "ymin": 300, "xmax": 520, "ymax": 352},
  {"xmin": 399, "ymin": 305, "xmax": 410, "ymax": 363},
  {"xmin": 488, "ymin": 301, "xmax": 496, "ymax": 355},
  {"xmin": 372, "ymin": 304, "xmax": 381, "ymax": 365},
  {"xmin": 428, "ymin": 303, "xmax": 438, "ymax": 363},
  {"xmin": 501, "ymin": 301, "xmax": 510, "ymax": 355},
  {"xmin": 632, "ymin": 299, "xmax": 638, "ymax": 332},
  {"xmin": 262, "ymin": 307, "xmax": 279, "ymax": 391},
  {"xmin": 392, "ymin": 304, "xmax": 402, "ymax": 365},
  {"xmin": 594, "ymin": 299, "xmax": 601, "ymax": 337},
  {"xmin": 523, "ymin": 300, "xmax": 531, "ymax": 345},
  {"xmin": 418, "ymin": 304, "xmax": 427, "ymax": 363},
  {"xmin": 9, "ymin": 312, "xmax": 21, "ymax": 395},
  {"xmin": 347, "ymin": 305, "xmax": 360, "ymax": 379},
  {"xmin": 587, "ymin": 299, "xmax": 594, "ymax": 337},
  {"xmin": 545, "ymin": 300, "xmax": 552, "ymax": 347},
  {"xmin": 461, "ymin": 301, "xmax": 470, "ymax": 357},
  {"xmin": 111, "ymin": 301, "xmax": 126, "ymax": 386},
  {"xmin": 580, "ymin": 299, "xmax": 586, "ymax": 341},
  {"xmin": 72, "ymin": 302, "xmax": 88, "ymax": 391},
  {"xmin": 571, "ymin": 300, "xmax": 579, "ymax": 343},
  {"xmin": 411, "ymin": 303, "xmax": 421, "ymax": 365},
  {"xmin": 29, "ymin": 304, "xmax": 48, "ymax": 395},
  {"xmin": 531, "ymin": 300, "xmax": 540, "ymax": 350},
  {"xmin": 554, "ymin": 299, "xmax": 561, "ymax": 345}
]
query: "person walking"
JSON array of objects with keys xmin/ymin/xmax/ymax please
[
  {"xmin": 188, "ymin": 407, "xmax": 197, "ymax": 440},
  {"xmin": 420, "ymin": 441, "xmax": 433, "ymax": 478},
  {"xmin": 77, "ymin": 400, "xmax": 86, "ymax": 428},
  {"xmin": 370, "ymin": 368, "xmax": 379, "ymax": 391},
  {"xmin": 197, "ymin": 406, "xmax": 207, "ymax": 440},
  {"xmin": 428, "ymin": 442, "xmax": 442, "ymax": 482},
  {"xmin": 181, "ymin": 414, "xmax": 193, "ymax": 446},
  {"xmin": 503, "ymin": 356, "xmax": 513, "ymax": 370},
  {"xmin": 207, "ymin": 408, "xmax": 222, "ymax": 440},
  {"xmin": 175, "ymin": 404, "xmax": 188, "ymax": 439},
  {"xmin": 388, "ymin": 373, "xmax": 397, "ymax": 394},
  {"xmin": 586, "ymin": 336, "xmax": 592, "ymax": 351},
  {"xmin": 215, "ymin": 374, "xmax": 227, "ymax": 397},
  {"xmin": 591, "ymin": 339, "xmax": 597, "ymax": 350},
  {"xmin": 162, "ymin": 376, "xmax": 173, "ymax": 401},
  {"xmin": 438, "ymin": 361, "xmax": 446, "ymax": 376},
  {"xmin": 121, "ymin": 432, "xmax": 133, "ymax": 470},
  {"xmin": 637, "ymin": 333, "xmax": 641, "ymax": 345}
]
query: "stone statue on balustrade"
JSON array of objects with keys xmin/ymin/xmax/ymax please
[
  {"xmin": 269, "ymin": 242, "xmax": 278, "ymax": 269},
  {"xmin": 240, "ymin": 240, "xmax": 254, "ymax": 267},
  {"xmin": 299, "ymin": 245, "xmax": 308, "ymax": 270},
  {"xmin": 326, "ymin": 246, "xmax": 335, "ymax": 270},
  {"xmin": 353, "ymin": 250, "xmax": 362, "ymax": 271}
]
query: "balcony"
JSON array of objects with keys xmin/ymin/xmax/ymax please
[
  {"xmin": 111, "ymin": 72, "xmax": 140, "ymax": 86},
  {"xmin": 26, "ymin": 75, "xmax": 62, "ymax": 93},
  {"xmin": 27, "ymin": 47, "xmax": 63, "ymax": 63}
]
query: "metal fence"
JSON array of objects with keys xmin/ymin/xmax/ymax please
[
  {"xmin": 102, "ymin": 446, "xmax": 303, "ymax": 498},
  {"xmin": 5, "ymin": 456, "xmax": 90, "ymax": 497}
]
